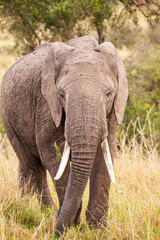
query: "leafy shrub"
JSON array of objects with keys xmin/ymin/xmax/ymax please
[
  {"xmin": 0, "ymin": 117, "xmax": 5, "ymax": 136},
  {"xmin": 123, "ymin": 44, "xmax": 160, "ymax": 144}
]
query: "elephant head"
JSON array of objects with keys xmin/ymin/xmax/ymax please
[{"xmin": 41, "ymin": 36, "xmax": 128, "ymax": 237}]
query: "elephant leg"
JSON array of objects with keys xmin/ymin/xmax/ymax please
[
  {"xmin": 18, "ymin": 160, "xmax": 54, "ymax": 207},
  {"xmin": 86, "ymin": 144, "xmax": 110, "ymax": 228},
  {"xmin": 35, "ymin": 115, "xmax": 70, "ymax": 213},
  {"xmin": 48, "ymin": 158, "xmax": 70, "ymax": 212},
  {"xmin": 1, "ymin": 112, "xmax": 54, "ymax": 208}
]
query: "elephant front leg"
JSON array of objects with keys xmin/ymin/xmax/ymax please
[
  {"xmin": 86, "ymin": 144, "xmax": 110, "ymax": 228},
  {"xmin": 53, "ymin": 160, "xmax": 70, "ymax": 214},
  {"xmin": 19, "ymin": 163, "xmax": 55, "ymax": 207}
]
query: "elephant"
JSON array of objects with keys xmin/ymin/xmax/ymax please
[{"xmin": 0, "ymin": 36, "xmax": 128, "ymax": 238}]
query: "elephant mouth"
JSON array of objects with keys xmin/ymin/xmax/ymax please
[{"xmin": 54, "ymin": 138, "xmax": 115, "ymax": 184}]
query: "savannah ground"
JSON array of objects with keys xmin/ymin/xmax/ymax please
[{"xmin": 0, "ymin": 32, "xmax": 160, "ymax": 240}]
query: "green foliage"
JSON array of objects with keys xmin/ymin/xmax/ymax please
[
  {"xmin": 0, "ymin": 0, "xmax": 81, "ymax": 53},
  {"xmin": 84, "ymin": 0, "xmax": 113, "ymax": 28},
  {"xmin": 44, "ymin": 0, "xmax": 79, "ymax": 41},
  {"xmin": 0, "ymin": 0, "xmax": 79, "ymax": 53},
  {"xmin": 54, "ymin": 142, "xmax": 62, "ymax": 161},
  {"xmin": 0, "ymin": 0, "xmax": 118, "ymax": 53},
  {"xmin": 0, "ymin": 117, "xmax": 5, "ymax": 136},
  {"xmin": 4, "ymin": 197, "xmax": 42, "ymax": 229},
  {"xmin": 0, "ymin": 0, "xmax": 160, "ymax": 53},
  {"xmin": 81, "ymin": 0, "xmax": 117, "ymax": 43},
  {"xmin": 0, "ymin": 0, "xmax": 48, "ymax": 54},
  {"xmin": 124, "ymin": 44, "xmax": 160, "ymax": 142}
]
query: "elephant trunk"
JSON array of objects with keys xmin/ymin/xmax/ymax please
[
  {"xmin": 54, "ymin": 133, "xmax": 100, "ymax": 237},
  {"xmin": 54, "ymin": 98, "xmax": 105, "ymax": 237}
]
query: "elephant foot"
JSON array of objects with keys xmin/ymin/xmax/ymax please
[
  {"xmin": 53, "ymin": 229, "xmax": 63, "ymax": 239},
  {"xmin": 40, "ymin": 197, "xmax": 58, "ymax": 214},
  {"xmin": 85, "ymin": 209, "xmax": 108, "ymax": 230}
]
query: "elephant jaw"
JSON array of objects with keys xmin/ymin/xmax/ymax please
[{"xmin": 54, "ymin": 139, "xmax": 115, "ymax": 184}]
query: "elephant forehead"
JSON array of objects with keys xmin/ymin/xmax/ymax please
[
  {"xmin": 58, "ymin": 47, "xmax": 116, "ymax": 69},
  {"xmin": 72, "ymin": 59, "xmax": 114, "ymax": 74},
  {"xmin": 58, "ymin": 59, "xmax": 116, "ymax": 87}
]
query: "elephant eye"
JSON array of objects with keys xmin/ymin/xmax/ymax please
[
  {"xmin": 59, "ymin": 91, "xmax": 65, "ymax": 101},
  {"xmin": 106, "ymin": 90, "xmax": 112, "ymax": 100}
]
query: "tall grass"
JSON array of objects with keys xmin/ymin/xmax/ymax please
[{"xmin": 0, "ymin": 115, "xmax": 159, "ymax": 240}]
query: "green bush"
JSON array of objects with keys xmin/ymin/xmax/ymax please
[
  {"xmin": 0, "ymin": 116, "xmax": 5, "ymax": 136},
  {"xmin": 123, "ymin": 44, "xmax": 160, "ymax": 144}
]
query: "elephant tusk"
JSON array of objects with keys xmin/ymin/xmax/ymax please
[
  {"xmin": 101, "ymin": 138, "xmax": 116, "ymax": 184},
  {"xmin": 54, "ymin": 141, "xmax": 70, "ymax": 180}
]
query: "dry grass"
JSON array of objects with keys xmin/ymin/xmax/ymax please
[{"xmin": 0, "ymin": 116, "xmax": 159, "ymax": 240}]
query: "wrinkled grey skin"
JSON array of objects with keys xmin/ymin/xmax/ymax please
[{"xmin": 0, "ymin": 36, "xmax": 128, "ymax": 238}]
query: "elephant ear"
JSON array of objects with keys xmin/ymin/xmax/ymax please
[
  {"xmin": 41, "ymin": 42, "xmax": 74, "ymax": 127},
  {"xmin": 95, "ymin": 42, "xmax": 128, "ymax": 124}
]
